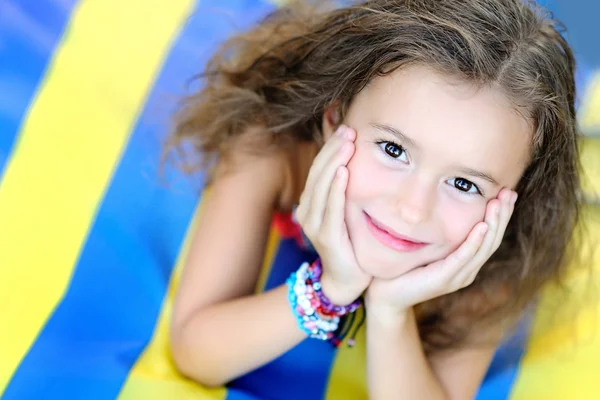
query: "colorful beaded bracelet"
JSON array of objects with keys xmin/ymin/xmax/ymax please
[
  {"xmin": 286, "ymin": 259, "xmax": 363, "ymax": 341},
  {"xmin": 307, "ymin": 259, "xmax": 362, "ymax": 316},
  {"xmin": 287, "ymin": 262, "xmax": 340, "ymax": 339}
]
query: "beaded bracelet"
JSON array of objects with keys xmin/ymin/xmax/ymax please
[
  {"xmin": 286, "ymin": 259, "xmax": 363, "ymax": 341},
  {"xmin": 307, "ymin": 259, "xmax": 362, "ymax": 316},
  {"xmin": 287, "ymin": 262, "xmax": 340, "ymax": 340}
]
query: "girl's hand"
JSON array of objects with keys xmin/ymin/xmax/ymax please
[
  {"xmin": 295, "ymin": 125, "xmax": 372, "ymax": 305},
  {"xmin": 366, "ymin": 188, "xmax": 518, "ymax": 317}
]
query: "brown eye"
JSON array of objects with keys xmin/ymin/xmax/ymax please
[
  {"xmin": 447, "ymin": 177, "xmax": 481, "ymax": 195},
  {"xmin": 385, "ymin": 143, "xmax": 402, "ymax": 157},
  {"xmin": 378, "ymin": 141, "xmax": 407, "ymax": 161},
  {"xmin": 455, "ymin": 178, "xmax": 472, "ymax": 191}
]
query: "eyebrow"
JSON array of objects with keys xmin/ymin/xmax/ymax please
[
  {"xmin": 369, "ymin": 122, "xmax": 499, "ymax": 186},
  {"xmin": 370, "ymin": 122, "xmax": 419, "ymax": 149},
  {"xmin": 457, "ymin": 167, "xmax": 499, "ymax": 186}
]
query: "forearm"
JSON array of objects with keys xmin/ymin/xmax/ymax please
[
  {"xmin": 366, "ymin": 306, "xmax": 448, "ymax": 400},
  {"xmin": 170, "ymin": 284, "xmax": 305, "ymax": 387}
]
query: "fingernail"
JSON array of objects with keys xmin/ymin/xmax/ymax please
[
  {"xmin": 336, "ymin": 125, "xmax": 345, "ymax": 136},
  {"xmin": 495, "ymin": 205, "xmax": 500, "ymax": 215}
]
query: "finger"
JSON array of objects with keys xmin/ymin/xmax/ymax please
[
  {"xmin": 301, "ymin": 125, "xmax": 352, "ymax": 201},
  {"xmin": 296, "ymin": 126, "xmax": 350, "ymax": 223},
  {"xmin": 457, "ymin": 189, "xmax": 514, "ymax": 284},
  {"xmin": 491, "ymin": 189, "xmax": 516, "ymax": 251},
  {"xmin": 439, "ymin": 221, "xmax": 488, "ymax": 279},
  {"xmin": 322, "ymin": 166, "xmax": 348, "ymax": 241},
  {"xmin": 305, "ymin": 141, "xmax": 355, "ymax": 230},
  {"xmin": 463, "ymin": 197, "xmax": 501, "ymax": 267},
  {"xmin": 443, "ymin": 222, "xmax": 489, "ymax": 288},
  {"xmin": 487, "ymin": 189, "xmax": 512, "ymax": 253}
]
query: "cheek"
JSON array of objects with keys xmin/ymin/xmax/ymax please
[
  {"xmin": 345, "ymin": 143, "xmax": 385, "ymax": 201},
  {"xmin": 438, "ymin": 199, "xmax": 486, "ymax": 250}
]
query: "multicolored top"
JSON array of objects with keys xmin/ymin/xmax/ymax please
[{"xmin": 272, "ymin": 209, "xmax": 316, "ymax": 253}]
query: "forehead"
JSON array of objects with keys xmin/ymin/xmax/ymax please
[{"xmin": 348, "ymin": 66, "xmax": 532, "ymax": 186}]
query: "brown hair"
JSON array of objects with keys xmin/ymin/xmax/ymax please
[{"xmin": 167, "ymin": 0, "xmax": 585, "ymax": 352}]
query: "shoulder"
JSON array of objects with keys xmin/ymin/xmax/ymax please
[
  {"xmin": 279, "ymin": 139, "xmax": 319, "ymax": 211},
  {"xmin": 212, "ymin": 127, "xmax": 318, "ymax": 212},
  {"xmin": 212, "ymin": 129, "xmax": 288, "ymax": 196}
]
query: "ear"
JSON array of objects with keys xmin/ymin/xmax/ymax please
[{"xmin": 322, "ymin": 102, "xmax": 341, "ymax": 140}]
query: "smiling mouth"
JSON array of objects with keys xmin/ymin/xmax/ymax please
[{"xmin": 363, "ymin": 211, "xmax": 429, "ymax": 252}]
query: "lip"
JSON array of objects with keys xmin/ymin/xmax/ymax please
[{"xmin": 364, "ymin": 211, "xmax": 429, "ymax": 252}]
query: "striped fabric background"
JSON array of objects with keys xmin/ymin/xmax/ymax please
[{"xmin": 0, "ymin": 1, "xmax": 599, "ymax": 399}]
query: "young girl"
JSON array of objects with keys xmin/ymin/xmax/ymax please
[{"xmin": 168, "ymin": 0, "xmax": 582, "ymax": 398}]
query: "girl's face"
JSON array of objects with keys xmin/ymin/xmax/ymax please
[{"xmin": 339, "ymin": 66, "xmax": 531, "ymax": 279}]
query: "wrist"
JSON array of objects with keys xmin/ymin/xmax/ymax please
[
  {"xmin": 365, "ymin": 296, "xmax": 413, "ymax": 327},
  {"xmin": 319, "ymin": 270, "xmax": 365, "ymax": 306}
]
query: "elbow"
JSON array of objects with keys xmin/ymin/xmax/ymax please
[{"xmin": 170, "ymin": 321, "xmax": 229, "ymax": 388}]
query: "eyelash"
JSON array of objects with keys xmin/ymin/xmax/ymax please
[
  {"xmin": 375, "ymin": 139, "xmax": 409, "ymax": 163},
  {"xmin": 374, "ymin": 139, "xmax": 484, "ymax": 197},
  {"xmin": 447, "ymin": 178, "xmax": 483, "ymax": 196}
]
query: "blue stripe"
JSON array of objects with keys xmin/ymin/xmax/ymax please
[
  {"xmin": 0, "ymin": 0, "xmax": 78, "ymax": 180},
  {"xmin": 475, "ymin": 313, "xmax": 533, "ymax": 400},
  {"xmin": 2, "ymin": 1, "xmax": 274, "ymax": 399},
  {"xmin": 550, "ymin": 0, "xmax": 600, "ymax": 67},
  {"xmin": 227, "ymin": 239, "xmax": 338, "ymax": 400}
]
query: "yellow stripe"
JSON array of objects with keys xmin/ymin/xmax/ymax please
[
  {"xmin": 581, "ymin": 137, "xmax": 600, "ymax": 203},
  {"xmin": 118, "ymin": 199, "xmax": 281, "ymax": 398},
  {"xmin": 0, "ymin": 0, "xmax": 193, "ymax": 393},
  {"xmin": 255, "ymin": 227, "xmax": 281, "ymax": 293},
  {"xmin": 579, "ymin": 72, "xmax": 600, "ymax": 133},
  {"xmin": 325, "ymin": 323, "xmax": 368, "ymax": 400},
  {"xmin": 510, "ymin": 205, "xmax": 600, "ymax": 399}
]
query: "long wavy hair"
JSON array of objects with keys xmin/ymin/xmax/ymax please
[{"xmin": 166, "ymin": 0, "xmax": 585, "ymax": 352}]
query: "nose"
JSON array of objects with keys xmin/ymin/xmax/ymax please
[{"xmin": 394, "ymin": 175, "xmax": 435, "ymax": 225}]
